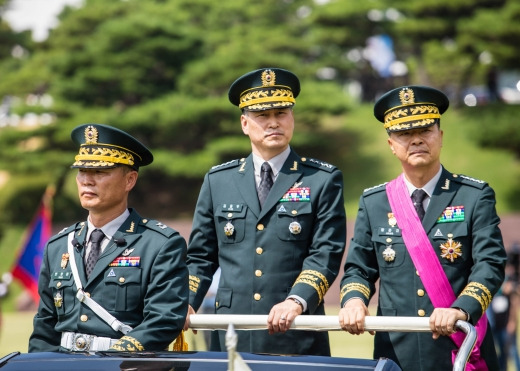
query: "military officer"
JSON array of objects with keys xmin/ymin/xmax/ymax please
[
  {"xmin": 338, "ymin": 86, "xmax": 507, "ymax": 370},
  {"xmin": 29, "ymin": 124, "xmax": 189, "ymax": 352},
  {"xmin": 185, "ymin": 68, "xmax": 346, "ymax": 355}
]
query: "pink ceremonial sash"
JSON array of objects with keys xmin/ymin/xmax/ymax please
[{"xmin": 386, "ymin": 174, "xmax": 488, "ymax": 371}]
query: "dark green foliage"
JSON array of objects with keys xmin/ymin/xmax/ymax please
[{"xmin": 0, "ymin": 0, "xmax": 518, "ymax": 226}]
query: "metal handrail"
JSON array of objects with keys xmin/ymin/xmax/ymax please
[{"xmin": 189, "ymin": 315, "xmax": 477, "ymax": 371}]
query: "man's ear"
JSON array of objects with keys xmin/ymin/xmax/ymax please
[
  {"xmin": 387, "ymin": 137, "xmax": 396, "ymax": 155},
  {"xmin": 125, "ymin": 170, "xmax": 138, "ymax": 192},
  {"xmin": 241, "ymin": 114, "xmax": 249, "ymax": 135}
]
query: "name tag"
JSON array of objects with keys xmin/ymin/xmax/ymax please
[
  {"xmin": 221, "ymin": 204, "xmax": 243, "ymax": 212},
  {"xmin": 378, "ymin": 227, "xmax": 401, "ymax": 236},
  {"xmin": 52, "ymin": 271, "xmax": 72, "ymax": 280}
]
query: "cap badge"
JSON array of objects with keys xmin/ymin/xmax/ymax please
[
  {"xmin": 399, "ymin": 88, "xmax": 415, "ymax": 105},
  {"xmin": 84, "ymin": 125, "xmax": 99, "ymax": 144},
  {"xmin": 261, "ymin": 69, "xmax": 276, "ymax": 87},
  {"xmin": 440, "ymin": 233, "xmax": 462, "ymax": 262}
]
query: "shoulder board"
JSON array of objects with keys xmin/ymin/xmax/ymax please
[
  {"xmin": 363, "ymin": 182, "xmax": 387, "ymax": 195},
  {"xmin": 452, "ymin": 174, "xmax": 487, "ymax": 189},
  {"xmin": 47, "ymin": 223, "xmax": 82, "ymax": 243},
  {"xmin": 301, "ymin": 157, "xmax": 337, "ymax": 173},
  {"xmin": 141, "ymin": 219, "xmax": 176, "ymax": 238},
  {"xmin": 209, "ymin": 159, "xmax": 241, "ymax": 173}
]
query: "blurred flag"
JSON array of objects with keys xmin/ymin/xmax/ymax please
[
  {"xmin": 11, "ymin": 186, "xmax": 54, "ymax": 304},
  {"xmin": 365, "ymin": 34, "xmax": 395, "ymax": 78}
]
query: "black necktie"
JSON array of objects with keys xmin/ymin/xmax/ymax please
[
  {"xmin": 85, "ymin": 229, "xmax": 105, "ymax": 278},
  {"xmin": 411, "ymin": 189, "xmax": 428, "ymax": 221},
  {"xmin": 258, "ymin": 162, "xmax": 274, "ymax": 207}
]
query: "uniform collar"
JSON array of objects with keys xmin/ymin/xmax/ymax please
[
  {"xmin": 403, "ymin": 165, "xmax": 443, "ymax": 198},
  {"xmin": 87, "ymin": 209, "xmax": 130, "ymax": 241},
  {"xmin": 252, "ymin": 146, "xmax": 291, "ymax": 183}
]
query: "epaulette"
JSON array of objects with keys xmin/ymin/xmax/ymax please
[
  {"xmin": 301, "ymin": 157, "xmax": 336, "ymax": 173},
  {"xmin": 209, "ymin": 159, "xmax": 241, "ymax": 173},
  {"xmin": 452, "ymin": 174, "xmax": 487, "ymax": 189},
  {"xmin": 140, "ymin": 218, "xmax": 176, "ymax": 238},
  {"xmin": 363, "ymin": 182, "xmax": 387, "ymax": 195},
  {"xmin": 47, "ymin": 223, "xmax": 81, "ymax": 243}
]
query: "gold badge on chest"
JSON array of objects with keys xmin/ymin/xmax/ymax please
[
  {"xmin": 387, "ymin": 213, "xmax": 397, "ymax": 227},
  {"xmin": 224, "ymin": 221, "xmax": 234, "ymax": 237},
  {"xmin": 382, "ymin": 237, "xmax": 396, "ymax": 262},
  {"xmin": 289, "ymin": 221, "xmax": 302, "ymax": 235},
  {"xmin": 440, "ymin": 233, "xmax": 462, "ymax": 262},
  {"xmin": 61, "ymin": 253, "xmax": 70, "ymax": 269},
  {"xmin": 54, "ymin": 292, "xmax": 63, "ymax": 308}
]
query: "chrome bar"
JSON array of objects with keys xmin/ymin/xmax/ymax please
[{"xmin": 189, "ymin": 315, "xmax": 476, "ymax": 371}]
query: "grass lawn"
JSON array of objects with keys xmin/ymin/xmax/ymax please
[{"xmin": 0, "ymin": 307, "xmax": 374, "ymax": 359}]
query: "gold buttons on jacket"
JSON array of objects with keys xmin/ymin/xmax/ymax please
[
  {"xmin": 257, "ymin": 224, "xmax": 264, "ymax": 231},
  {"xmin": 291, "ymin": 210, "xmax": 298, "ymax": 215},
  {"xmin": 119, "ymin": 277, "xmax": 125, "ymax": 283},
  {"xmin": 416, "ymin": 270, "xmax": 420, "ymax": 276},
  {"xmin": 56, "ymin": 282, "xmax": 62, "ymax": 288},
  {"xmin": 418, "ymin": 309, "xmax": 426, "ymax": 317},
  {"xmin": 80, "ymin": 315, "xmax": 88, "ymax": 322},
  {"xmin": 85, "ymin": 292, "xmax": 91, "ymax": 298},
  {"xmin": 254, "ymin": 293, "xmax": 261, "ymax": 301},
  {"xmin": 417, "ymin": 289, "xmax": 425, "ymax": 297},
  {"xmin": 255, "ymin": 270, "xmax": 262, "ymax": 277},
  {"xmin": 256, "ymin": 247, "xmax": 263, "ymax": 254},
  {"xmin": 227, "ymin": 213, "xmax": 233, "ymax": 218}
]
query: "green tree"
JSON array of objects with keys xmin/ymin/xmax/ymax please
[
  {"xmin": 0, "ymin": 0, "xmax": 359, "ymax": 223},
  {"xmin": 0, "ymin": 0, "xmax": 519, "ymax": 225}
]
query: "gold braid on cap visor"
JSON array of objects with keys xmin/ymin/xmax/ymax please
[
  {"xmin": 239, "ymin": 86, "xmax": 295, "ymax": 109},
  {"xmin": 383, "ymin": 104, "xmax": 440, "ymax": 130},
  {"xmin": 73, "ymin": 144, "xmax": 139, "ymax": 167}
]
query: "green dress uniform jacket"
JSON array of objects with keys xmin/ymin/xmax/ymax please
[
  {"xmin": 340, "ymin": 167, "xmax": 506, "ymax": 371},
  {"xmin": 29, "ymin": 209, "xmax": 189, "ymax": 352},
  {"xmin": 187, "ymin": 150, "xmax": 346, "ymax": 356}
]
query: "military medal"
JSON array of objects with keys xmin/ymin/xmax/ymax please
[
  {"xmin": 61, "ymin": 253, "xmax": 70, "ymax": 269},
  {"xmin": 289, "ymin": 221, "xmax": 302, "ymax": 235},
  {"xmin": 224, "ymin": 221, "xmax": 234, "ymax": 237},
  {"xmin": 440, "ymin": 233, "xmax": 462, "ymax": 262},
  {"xmin": 54, "ymin": 292, "xmax": 63, "ymax": 308},
  {"xmin": 382, "ymin": 238, "xmax": 395, "ymax": 262},
  {"xmin": 387, "ymin": 213, "xmax": 397, "ymax": 227}
]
